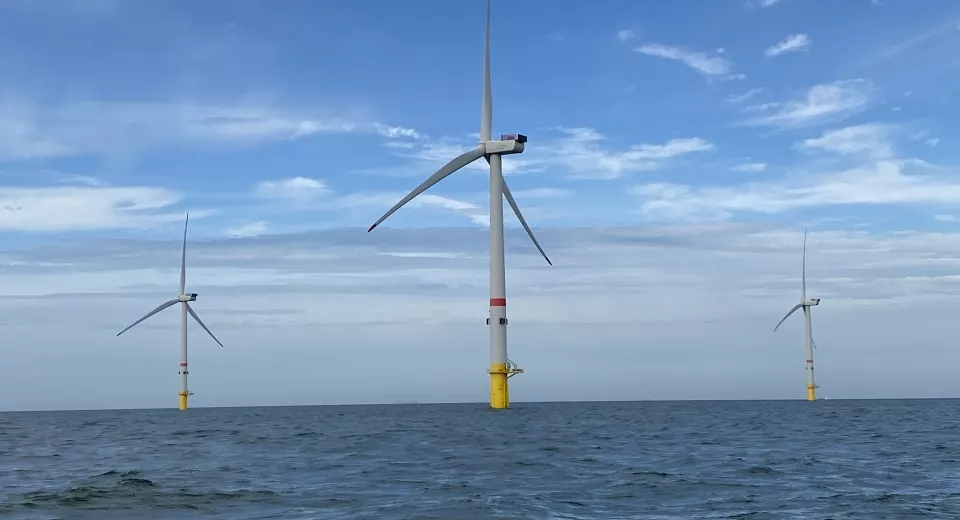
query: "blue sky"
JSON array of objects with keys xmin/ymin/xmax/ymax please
[{"xmin": 2, "ymin": 0, "xmax": 960, "ymax": 410}]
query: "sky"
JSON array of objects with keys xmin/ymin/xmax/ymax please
[{"xmin": 2, "ymin": 0, "xmax": 960, "ymax": 411}]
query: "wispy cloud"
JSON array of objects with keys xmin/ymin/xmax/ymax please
[
  {"xmin": 865, "ymin": 19, "xmax": 960, "ymax": 66},
  {"xmin": 0, "ymin": 99, "xmax": 406, "ymax": 161},
  {"xmin": 55, "ymin": 173, "xmax": 105, "ymax": 187},
  {"xmin": 554, "ymin": 128, "xmax": 715, "ymax": 179},
  {"xmin": 726, "ymin": 88, "xmax": 764, "ymax": 104},
  {"xmin": 617, "ymin": 29, "xmax": 636, "ymax": 42},
  {"xmin": 632, "ymin": 160, "xmax": 960, "ymax": 221},
  {"xmin": 765, "ymin": 34, "xmax": 812, "ymax": 57},
  {"xmin": 797, "ymin": 123, "xmax": 895, "ymax": 159},
  {"xmin": 633, "ymin": 44, "xmax": 733, "ymax": 77},
  {"xmin": 731, "ymin": 162, "xmax": 768, "ymax": 173},
  {"xmin": 256, "ymin": 177, "xmax": 330, "ymax": 202},
  {"xmin": 740, "ymin": 79, "xmax": 873, "ymax": 128},
  {"xmin": 0, "ymin": 186, "xmax": 191, "ymax": 231},
  {"xmin": 416, "ymin": 194, "xmax": 489, "ymax": 226},
  {"xmin": 372, "ymin": 124, "xmax": 420, "ymax": 140},
  {"xmin": 225, "ymin": 221, "xmax": 268, "ymax": 238}
]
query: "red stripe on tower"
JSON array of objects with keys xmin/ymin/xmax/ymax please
[
  {"xmin": 180, "ymin": 362, "xmax": 188, "ymax": 366},
  {"xmin": 806, "ymin": 360, "xmax": 813, "ymax": 363},
  {"xmin": 490, "ymin": 298, "xmax": 506, "ymax": 307}
]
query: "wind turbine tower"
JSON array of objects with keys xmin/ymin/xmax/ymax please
[
  {"xmin": 116, "ymin": 214, "xmax": 224, "ymax": 410},
  {"xmin": 367, "ymin": 0, "xmax": 552, "ymax": 409},
  {"xmin": 773, "ymin": 228, "xmax": 821, "ymax": 401}
]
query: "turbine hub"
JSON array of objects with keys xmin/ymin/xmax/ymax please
[
  {"xmin": 483, "ymin": 134, "xmax": 526, "ymax": 156},
  {"xmin": 805, "ymin": 298, "xmax": 820, "ymax": 306},
  {"xmin": 179, "ymin": 293, "xmax": 198, "ymax": 302}
]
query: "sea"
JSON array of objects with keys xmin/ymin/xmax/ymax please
[{"xmin": 1, "ymin": 399, "xmax": 959, "ymax": 519}]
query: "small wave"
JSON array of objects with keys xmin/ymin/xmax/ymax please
[
  {"xmin": 11, "ymin": 470, "xmax": 280, "ymax": 514},
  {"xmin": 630, "ymin": 470, "xmax": 671, "ymax": 478}
]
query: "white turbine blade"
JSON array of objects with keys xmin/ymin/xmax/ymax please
[
  {"xmin": 502, "ymin": 178, "xmax": 552, "ymax": 265},
  {"xmin": 479, "ymin": 0, "xmax": 492, "ymax": 141},
  {"xmin": 186, "ymin": 303, "xmax": 224, "ymax": 348},
  {"xmin": 773, "ymin": 303, "xmax": 803, "ymax": 332},
  {"xmin": 801, "ymin": 227, "xmax": 807, "ymax": 301},
  {"xmin": 117, "ymin": 298, "xmax": 179, "ymax": 337},
  {"xmin": 813, "ymin": 337, "xmax": 818, "ymax": 350},
  {"xmin": 367, "ymin": 145, "xmax": 486, "ymax": 232},
  {"xmin": 180, "ymin": 213, "xmax": 189, "ymax": 294}
]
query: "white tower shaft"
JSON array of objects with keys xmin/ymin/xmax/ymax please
[
  {"xmin": 179, "ymin": 302, "xmax": 189, "ymax": 410},
  {"xmin": 803, "ymin": 306, "xmax": 816, "ymax": 400},
  {"xmin": 488, "ymin": 153, "xmax": 509, "ymax": 407}
]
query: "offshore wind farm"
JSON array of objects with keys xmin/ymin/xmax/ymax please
[
  {"xmin": 5, "ymin": 0, "xmax": 960, "ymax": 517},
  {"xmin": 6, "ymin": 0, "xmax": 953, "ymax": 412}
]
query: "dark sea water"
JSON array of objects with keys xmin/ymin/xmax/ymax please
[{"xmin": 2, "ymin": 399, "xmax": 959, "ymax": 519}]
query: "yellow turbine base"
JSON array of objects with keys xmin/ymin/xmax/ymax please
[
  {"xmin": 488, "ymin": 363, "xmax": 509, "ymax": 409},
  {"xmin": 178, "ymin": 391, "xmax": 189, "ymax": 411},
  {"xmin": 806, "ymin": 385, "xmax": 816, "ymax": 401}
]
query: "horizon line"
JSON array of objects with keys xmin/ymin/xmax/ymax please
[{"xmin": 4, "ymin": 396, "xmax": 959, "ymax": 414}]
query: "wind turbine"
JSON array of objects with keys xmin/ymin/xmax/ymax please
[
  {"xmin": 773, "ymin": 228, "xmax": 821, "ymax": 401},
  {"xmin": 116, "ymin": 213, "xmax": 224, "ymax": 411},
  {"xmin": 366, "ymin": 0, "xmax": 551, "ymax": 409}
]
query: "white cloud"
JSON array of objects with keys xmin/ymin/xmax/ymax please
[
  {"xmin": 383, "ymin": 141, "xmax": 417, "ymax": 150},
  {"xmin": 928, "ymin": 138, "xmax": 941, "ymax": 147},
  {"xmin": 356, "ymin": 191, "xmax": 491, "ymax": 227},
  {"xmin": 55, "ymin": 173, "xmax": 104, "ymax": 187},
  {"xmin": 632, "ymin": 160, "xmax": 960, "ymax": 221},
  {"xmin": 0, "ymin": 186, "xmax": 189, "ymax": 231},
  {"xmin": 797, "ymin": 123, "xmax": 895, "ymax": 159},
  {"xmin": 741, "ymin": 79, "xmax": 873, "ymax": 128},
  {"xmin": 758, "ymin": 0, "xmax": 783, "ymax": 6},
  {"xmin": 373, "ymin": 124, "xmax": 421, "ymax": 140},
  {"xmin": 633, "ymin": 44, "xmax": 732, "ymax": 76},
  {"xmin": 256, "ymin": 177, "xmax": 330, "ymax": 201},
  {"xmin": 417, "ymin": 194, "xmax": 491, "ymax": 227},
  {"xmin": 865, "ymin": 19, "xmax": 960, "ymax": 66},
  {"xmin": 225, "ymin": 221, "xmax": 268, "ymax": 238},
  {"xmin": 555, "ymin": 128, "xmax": 714, "ymax": 179},
  {"xmin": 720, "ymin": 73, "xmax": 747, "ymax": 82},
  {"xmin": 0, "ymin": 99, "xmax": 408, "ymax": 160},
  {"xmin": 765, "ymin": 34, "xmax": 812, "ymax": 57},
  {"xmin": 617, "ymin": 29, "xmax": 635, "ymax": 42},
  {"xmin": 731, "ymin": 162, "xmax": 768, "ymax": 173},
  {"xmin": 726, "ymin": 88, "xmax": 764, "ymax": 104},
  {"xmin": 934, "ymin": 214, "xmax": 957, "ymax": 222}
]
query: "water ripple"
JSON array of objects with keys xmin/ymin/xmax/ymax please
[{"xmin": 1, "ymin": 400, "xmax": 960, "ymax": 519}]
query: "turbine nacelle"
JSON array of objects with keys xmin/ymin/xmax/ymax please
[
  {"xmin": 805, "ymin": 298, "xmax": 820, "ymax": 306},
  {"xmin": 179, "ymin": 293, "xmax": 198, "ymax": 302},
  {"xmin": 483, "ymin": 134, "xmax": 526, "ymax": 155}
]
